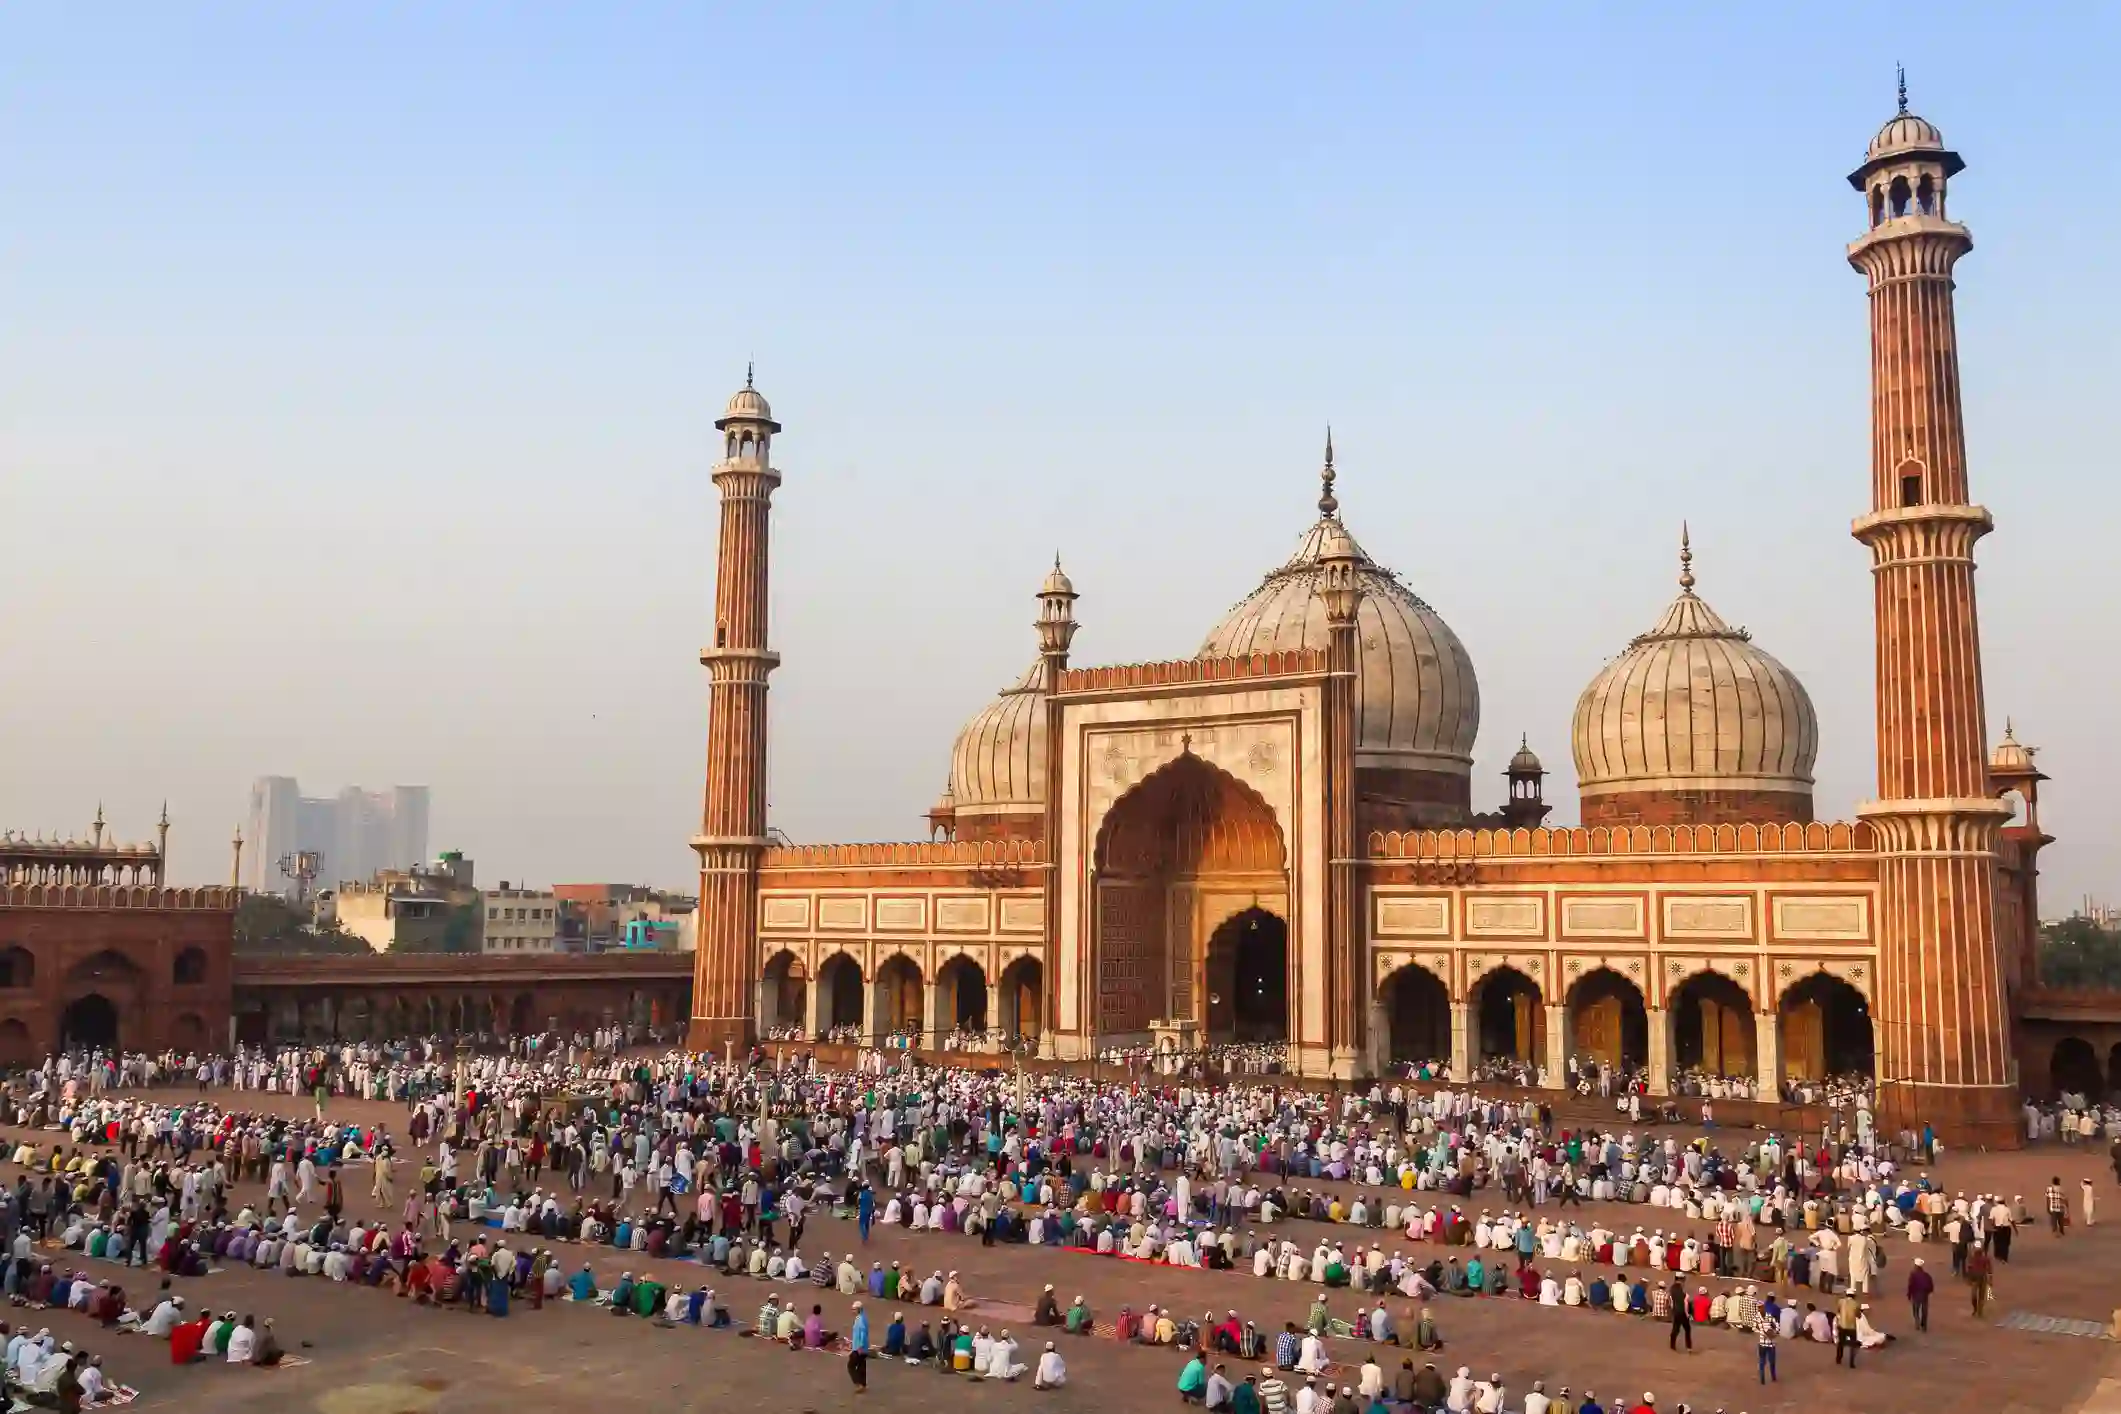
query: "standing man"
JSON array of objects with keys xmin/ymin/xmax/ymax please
[
  {"xmin": 1667, "ymin": 1279, "xmax": 1691, "ymax": 1353},
  {"xmin": 1907, "ymin": 1257, "xmax": 1933, "ymax": 1333},
  {"xmin": 1966, "ymin": 1242, "xmax": 1994, "ymax": 1318},
  {"xmin": 1754, "ymin": 1313, "xmax": 1777, "ymax": 1387},
  {"xmin": 1834, "ymin": 1292, "xmax": 1860, "ymax": 1368},
  {"xmin": 2082, "ymin": 1178, "xmax": 2097, "ymax": 1229},
  {"xmin": 2047, "ymin": 1178, "xmax": 2069, "ymax": 1237}
]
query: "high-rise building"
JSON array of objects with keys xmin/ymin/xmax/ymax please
[{"xmin": 245, "ymin": 777, "xmax": 430, "ymax": 896}]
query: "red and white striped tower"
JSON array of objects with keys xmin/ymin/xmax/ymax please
[
  {"xmin": 1846, "ymin": 80, "xmax": 2019, "ymax": 1146},
  {"xmin": 689, "ymin": 369, "xmax": 782, "ymax": 1057}
]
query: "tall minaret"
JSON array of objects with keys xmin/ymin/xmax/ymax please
[
  {"xmin": 689, "ymin": 368, "xmax": 782, "ymax": 1057},
  {"xmin": 1847, "ymin": 78, "xmax": 2017, "ymax": 1146},
  {"xmin": 1314, "ymin": 431, "xmax": 1365, "ymax": 1077}
]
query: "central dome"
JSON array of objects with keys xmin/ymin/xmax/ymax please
[{"xmin": 1199, "ymin": 454, "xmax": 1479, "ymax": 805}]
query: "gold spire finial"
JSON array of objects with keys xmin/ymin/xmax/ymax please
[
  {"xmin": 1679, "ymin": 522, "xmax": 1695, "ymax": 592},
  {"xmin": 1318, "ymin": 426, "xmax": 1339, "ymax": 519}
]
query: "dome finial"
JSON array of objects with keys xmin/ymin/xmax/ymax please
[
  {"xmin": 1678, "ymin": 522, "xmax": 1695, "ymax": 592},
  {"xmin": 1896, "ymin": 62, "xmax": 1908, "ymax": 116},
  {"xmin": 745, "ymin": 359, "xmax": 754, "ymax": 390},
  {"xmin": 1318, "ymin": 426, "xmax": 1339, "ymax": 519}
]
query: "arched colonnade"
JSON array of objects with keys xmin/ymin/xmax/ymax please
[
  {"xmin": 1370, "ymin": 957, "xmax": 1874, "ymax": 1092},
  {"xmin": 759, "ymin": 947, "xmax": 1044, "ymax": 1052}
]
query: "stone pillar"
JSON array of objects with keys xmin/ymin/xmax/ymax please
[
  {"xmin": 805, "ymin": 974, "xmax": 827, "ymax": 1039},
  {"xmin": 1544, "ymin": 1004, "xmax": 1567, "ymax": 1089},
  {"xmin": 1449, "ymin": 1002, "xmax": 1472, "ymax": 1080},
  {"xmin": 1646, "ymin": 1008, "xmax": 1670, "ymax": 1096},
  {"xmin": 1756, "ymin": 1013, "xmax": 1782, "ymax": 1092},
  {"xmin": 921, "ymin": 981, "xmax": 940, "ymax": 1053}
]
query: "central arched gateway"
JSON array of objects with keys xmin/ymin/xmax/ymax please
[{"xmin": 1093, "ymin": 751, "xmax": 1287, "ymax": 1047}]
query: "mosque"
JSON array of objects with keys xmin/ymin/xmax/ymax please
[{"xmin": 687, "ymin": 93, "xmax": 2052, "ymax": 1147}]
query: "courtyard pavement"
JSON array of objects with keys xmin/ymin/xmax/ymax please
[{"xmin": 5, "ymin": 1085, "xmax": 2119, "ymax": 1413}]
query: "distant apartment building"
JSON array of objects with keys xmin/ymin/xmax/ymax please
[
  {"xmin": 552, "ymin": 883, "xmax": 697, "ymax": 953},
  {"xmin": 245, "ymin": 777, "xmax": 430, "ymax": 897},
  {"xmin": 334, "ymin": 851, "xmax": 478, "ymax": 953},
  {"xmin": 484, "ymin": 883, "xmax": 560, "ymax": 954}
]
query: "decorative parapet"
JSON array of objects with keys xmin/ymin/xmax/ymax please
[
  {"xmin": 762, "ymin": 839, "xmax": 1048, "ymax": 870},
  {"xmin": 1367, "ymin": 820, "xmax": 1876, "ymax": 860},
  {"xmin": 0, "ymin": 883, "xmax": 241, "ymax": 910},
  {"xmin": 1058, "ymin": 649, "xmax": 1326, "ymax": 694}
]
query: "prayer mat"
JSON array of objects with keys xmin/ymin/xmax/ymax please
[{"xmin": 265, "ymin": 1355, "xmax": 315, "ymax": 1369}]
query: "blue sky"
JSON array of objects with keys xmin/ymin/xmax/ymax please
[{"xmin": 1, "ymin": 5, "xmax": 2114, "ymax": 907}]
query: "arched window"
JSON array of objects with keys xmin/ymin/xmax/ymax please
[
  {"xmin": 174, "ymin": 947, "xmax": 208, "ymax": 985},
  {"xmin": 1870, "ymin": 185, "xmax": 1885, "ymax": 228},
  {"xmin": 0, "ymin": 947, "xmax": 32, "ymax": 989},
  {"xmin": 1916, "ymin": 174, "xmax": 1935, "ymax": 215},
  {"xmin": 1889, "ymin": 176, "xmax": 1911, "ymax": 219}
]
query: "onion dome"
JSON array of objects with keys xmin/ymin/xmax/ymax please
[
  {"xmin": 1507, "ymin": 736, "xmax": 1544, "ymax": 777},
  {"xmin": 945, "ymin": 661, "xmax": 1047, "ymax": 818},
  {"xmin": 1198, "ymin": 435, "xmax": 1480, "ymax": 777},
  {"xmin": 1869, "ymin": 111, "xmax": 1945, "ymax": 161},
  {"xmin": 1572, "ymin": 529, "xmax": 1818, "ymax": 803},
  {"xmin": 714, "ymin": 364, "xmax": 778, "ymax": 430}
]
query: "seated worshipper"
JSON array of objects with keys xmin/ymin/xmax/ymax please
[
  {"xmin": 983, "ymin": 1328, "xmax": 1026, "ymax": 1381},
  {"xmin": 1034, "ymin": 1286, "xmax": 1061, "ymax": 1326},
  {"xmin": 170, "ymin": 1312, "xmax": 211, "ymax": 1366},
  {"xmin": 226, "ymin": 1315, "xmax": 258, "ymax": 1364},
  {"xmin": 1035, "ymin": 1341, "xmax": 1067, "ymax": 1390},
  {"xmin": 1856, "ymin": 1305, "xmax": 1895, "ymax": 1349},
  {"xmin": 907, "ymin": 1322, "xmax": 937, "ymax": 1364},
  {"xmin": 1066, "ymin": 1296, "xmax": 1093, "ymax": 1335}
]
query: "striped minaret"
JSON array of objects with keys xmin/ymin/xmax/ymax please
[
  {"xmin": 689, "ymin": 369, "xmax": 781, "ymax": 1057},
  {"xmin": 1847, "ymin": 81, "xmax": 2018, "ymax": 1147}
]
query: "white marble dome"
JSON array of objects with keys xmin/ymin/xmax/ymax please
[
  {"xmin": 945, "ymin": 661, "xmax": 1047, "ymax": 817},
  {"xmin": 1571, "ymin": 547, "xmax": 1817, "ymax": 800},
  {"xmin": 1199, "ymin": 516, "xmax": 1480, "ymax": 777}
]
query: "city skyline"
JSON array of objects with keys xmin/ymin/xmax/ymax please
[{"xmin": 1, "ymin": 8, "xmax": 2113, "ymax": 902}]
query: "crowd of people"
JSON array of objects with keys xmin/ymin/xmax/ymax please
[{"xmin": 0, "ymin": 1035, "xmax": 2095, "ymax": 1411}]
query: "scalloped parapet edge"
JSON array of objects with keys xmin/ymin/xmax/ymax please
[
  {"xmin": 0, "ymin": 884, "xmax": 242, "ymax": 909},
  {"xmin": 1366, "ymin": 820, "xmax": 1876, "ymax": 859},
  {"xmin": 1058, "ymin": 649, "xmax": 1327, "ymax": 694}
]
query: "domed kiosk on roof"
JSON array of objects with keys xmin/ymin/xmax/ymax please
[
  {"xmin": 1571, "ymin": 529, "xmax": 1818, "ymax": 826},
  {"xmin": 1197, "ymin": 436, "xmax": 1481, "ymax": 830},
  {"xmin": 931, "ymin": 559, "xmax": 1082, "ymax": 844}
]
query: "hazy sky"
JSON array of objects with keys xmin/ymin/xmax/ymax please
[{"xmin": 2, "ymin": 6, "xmax": 2114, "ymax": 908}]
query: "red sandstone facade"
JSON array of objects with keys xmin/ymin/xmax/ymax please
[
  {"xmin": 690, "ymin": 95, "xmax": 2055, "ymax": 1144},
  {"xmin": 1846, "ymin": 104, "xmax": 2021, "ymax": 1146},
  {"xmin": 688, "ymin": 374, "xmax": 781, "ymax": 1056}
]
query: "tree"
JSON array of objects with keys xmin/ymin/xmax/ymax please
[
  {"xmin": 2037, "ymin": 917, "xmax": 2121, "ymax": 990},
  {"xmin": 233, "ymin": 894, "xmax": 369, "ymax": 956}
]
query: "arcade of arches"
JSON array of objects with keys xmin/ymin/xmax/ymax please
[
  {"xmin": 1370, "ymin": 958, "xmax": 1875, "ymax": 1092},
  {"xmin": 230, "ymin": 982, "xmax": 687, "ymax": 1047},
  {"xmin": 759, "ymin": 947, "xmax": 1044, "ymax": 1049},
  {"xmin": 1093, "ymin": 752, "xmax": 1288, "ymax": 1044}
]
